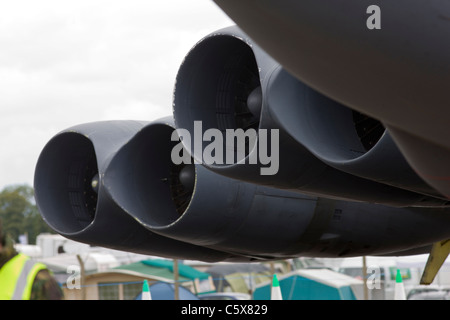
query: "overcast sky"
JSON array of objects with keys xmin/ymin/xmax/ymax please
[{"xmin": 0, "ymin": 0, "xmax": 233, "ymax": 190}]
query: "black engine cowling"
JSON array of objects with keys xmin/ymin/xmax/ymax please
[
  {"xmin": 34, "ymin": 120, "xmax": 238, "ymax": 262},
  {"xmin": 173, "ymin": 26, "xmax": 447, "ymax": 207}
]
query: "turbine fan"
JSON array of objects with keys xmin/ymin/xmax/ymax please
[
  {"xmin": 216, "ymin": 49, "xmax": 261, "ymax": 132},
  {"xmin": 215, "ymin": 46, "xmax": 261, "ymax": 164},
  {"xmin": 169, "ymin": 162, "xmax": 195, "ymax": 216},
  {"xmin": 65, "ymin": 136, "xmax": 99, "ymax": 230}
]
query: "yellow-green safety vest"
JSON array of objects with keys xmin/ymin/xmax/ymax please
[{"xmin": 0, "ymin": 253, "xmax": 47, "ymax": 300}]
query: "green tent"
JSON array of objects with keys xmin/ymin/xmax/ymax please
[
  {"xmin": 141, "ymin": 259, "xmax": 210, "ymax": 281},
  {"xmin": 253, "ymin": 269, "xmax": 364, "ymax": 300},
  {"xmin": 114, "ymin": 259, "xmax": 214, "ymax": 294}
]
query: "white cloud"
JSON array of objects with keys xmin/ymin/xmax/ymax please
[{"xmin": 0, "ymin": 0, "xmax": 233, "ymax": 189}]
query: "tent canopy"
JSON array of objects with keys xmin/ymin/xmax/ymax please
[
  {"xmin": 206, "ymin": 263, "xmax": 271, "ymax": 293},
  {"xmin": 253, "ymin": 269, "xmax": 364, "ymax": 300},
  {"xmin": 114, "ymin": 258, "xmax": 211, "ymax": 283},
  {"xmin": 142, "ymin": 259, "xmax": 210, "ymax": 280}
]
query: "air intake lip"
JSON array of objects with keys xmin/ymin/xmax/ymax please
[
  {"xmin": 173, "ymin": 26, "xmax": 278, "ymax": 166},
  {"xmin": 34, "ymin": 132, "xmax": 98, "ymax": 235},
  {"xmin": 104, "ymin": 119, "xmax": 194, "ymax": 228},
  {"xmin": 34, "ymin": 121, "xmax": 149, "ymax": 237}
]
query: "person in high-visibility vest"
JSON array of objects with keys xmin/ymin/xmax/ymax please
[{"xmin": 0, "ymin": 222, "xmax": 64, "ymax": 300}]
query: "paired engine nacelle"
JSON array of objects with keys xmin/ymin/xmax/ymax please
[
  {"xmin": 34, "ymin": 120, "xmax": 237, "ymax": 262},
  {"xmin": 212, "ymin": 0, "xmax": 450, "ymax": 200},
  {"xmin": 173, "ymin": 26, "xmax": 447, "ymax": 207}
]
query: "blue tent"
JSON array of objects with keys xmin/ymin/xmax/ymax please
[
  {"xmin": 253, "ymin": 269, "xmax": 364, "ymax": 300},
  {"xmin": 135, "ymin": 282, "xmax": 200, "ymax": 300}
]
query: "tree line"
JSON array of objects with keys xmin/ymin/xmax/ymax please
[{"xmin": 0, "ymin": 184, "xmax": 53, "ymax": 245}]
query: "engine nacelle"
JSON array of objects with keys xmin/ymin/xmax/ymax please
[
  {"xmin": 266, "ymin": 67, "xmax": 445, "ymax": 202},
  {"xmin": 212, "ymin": 0, "xmax": 450, "ymax": 200},
  {"xmin": 103, "ymin": 117, "xmax": 450, "ymax": 259},
  {"xmin": 34, "ymin": 121, "xmax": 238, "ymax": 262},
  {"xmin": 173, "ymin": 26, "xmax": 447, "ymax": 207},
  {"xmin": 104, "ymin": 117, "xmax": 316, "ymax": 259}
]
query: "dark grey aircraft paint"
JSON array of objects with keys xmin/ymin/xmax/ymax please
[{"xmin": 34, "ymin": 7, "xmax": 450, "ymax": 262}]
